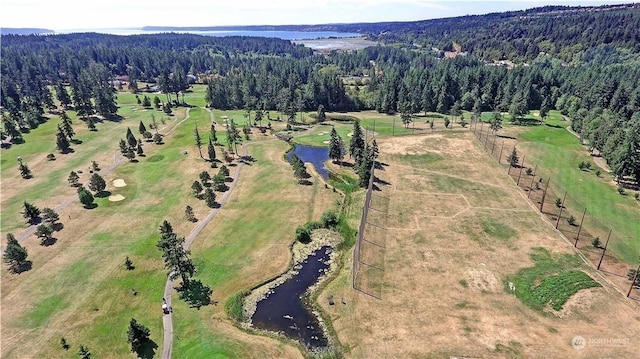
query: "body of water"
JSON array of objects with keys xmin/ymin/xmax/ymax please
[
  {"xmin": 54, "ymin": 28, "xmax": 360, "ymax": 40},
  {"xmin": 287, "ymin": 145, "xmax": 330, "ymax": 179},
  {"xmin": 252, "ymin": 246, "xmax": 332, "ymax": 348}
]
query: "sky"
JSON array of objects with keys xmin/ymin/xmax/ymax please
[{"xmin": 1, "ymin": 0, "xmax": 637, "ymax": 30}]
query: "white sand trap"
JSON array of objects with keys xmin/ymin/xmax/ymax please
[
  {"xmin": 347, "ymin": 132, "xmax": 354, "ymax": 137},
  {"xmin": 109, "ymin": 194, "xmax": 125, "ymax": 202},
  {"xmin": 113, "ymin": 179, "xmax": 127, "ymax": 187},
  {"xmin": 323, "ymin": 140, "xmax": 330, "ymax": 144},
  {"xmin": 317, "ymin": 132, "xmax": 327, "ymax": 136}
]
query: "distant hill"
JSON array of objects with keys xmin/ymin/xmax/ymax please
[
  {"xmin": 144, "ymin": 3, "xmax": 640, "ymax": 62},
  {"xmin": 1, "ymin": 28, "xmax": 54, "ymax": 35}
]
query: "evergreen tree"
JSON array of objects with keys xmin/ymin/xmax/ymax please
[
  {"xmin": 328, "ymin": 127, "xmax": 344, "ymax": 164},
  {"xmin": 77, "ymin": 187, "xmax": 94, "ymax": 208},
  {"xmin": 138, "ymin": 121, "xmax": 147, "ymax": 134},
  {"xmin": 22, "ymin": 201, "xmax": 40, "ymax": 224},
  {"xmin": 191, "ymin": 180, "xmax": 203, "ymax": 198},
  {"xmin": 68, "ymin": 171, "xmax": 80, "ymax": 187},
  {"xmin": 207, "ymin": 138, "xmax": 216, "ymax": 162},
  {"xmin": 136, "ymin": 142, "xmax": 144, "ymax": 156},
  {"xmin": 87, "ymin": 118, "xmax": 96, "ymax": 131},
  {"xmin": 35, "ymin": 224, "xmax": 54, "ymax": 245},
  {"xmin": 204, "ymin": 188, "xmax": 217, "ymax": 208},
  {"xmin": 60, "ymin": 112, "xmax": 75, "ymax": 140},
  {"xmin": 77, "ymin": 345, "xmax": 91, "ymax": 359},
  {"xmin": 490, "ymin": 112, "xmax": 503, "ymax": 133},
  {"xmin": 317, "ymin": 104, "xmax": 326, "ymax": 122},
  {"xmin": 119, "ymin": 139, "xmax": 129, "ymax": 156},
  {"xmin": 127, "ymin": 318, "xmax": 151, "ymax": 355},
  {"xmin": 508, "ymin": 148, "xmax": 520, "ymax": 167},
  {"xmin": 3, "ymin": 233, "xmax": 28, "ymax": 273},
  {"xmin": 126, "ymin": 127, "xmax": 137, "ymax": 149},
  {"xmin": 199, "ymin": 171, "xmax": 211, "ymax": 185},
  {"xmin": 55, "ymin": 82, "xmax": 72, "ymax": 108},
  {"xmin": 349, "ymin": 120, "xmax": 365, "ymax": 160},
  {"xmin": 41, "ymin": 207, "xmax": 59, "ymax": 226},
  {"xmin": 185, "ymin": 205, "xmax": 196, "ymax": 222},
  {"xmin": 18, "ymin": 159, "xmax": 32, "ymax": 179},
  {"xmin": 88, "ymin": 173, "xmax": 106, "ymax": 193},
  {"xmin": 194, "ymin": 127, "xmax": 204, "ymax": 160},
  {"xmin": 56, "ymin": 125, "xmax": 71, "ymax": 153},
  {"xmin": 142, "ymin": 96, "xmax": 151, "ymax": 108},
  {"xmin": 210, "ymin": 123, "xmax": 217, "ymax": 143}
]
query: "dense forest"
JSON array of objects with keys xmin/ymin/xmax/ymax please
[{"xmin": 1, "ymin": 3, "xmax": 639, "ymax": 183}]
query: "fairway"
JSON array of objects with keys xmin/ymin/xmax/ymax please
[{"xmin": 317, "ymin": 131, "xmax": 639, "ymax": 358}]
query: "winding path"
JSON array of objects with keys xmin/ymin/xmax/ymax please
[
  {"xmin": 11, "ymin": 109, "xmax": 192, "ymax": 245},
  {"xmin": 563, "ymin": 115, "xmax": 611, "ymax": 173},
  {"xmin": 160, "ymin": 110, "xmax": 247, "ymax": 359}
]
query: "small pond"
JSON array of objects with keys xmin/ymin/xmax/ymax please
[
  {"xmin": 251, "ymin": 246, "xmax": 332, "ymax": 348},
  {"xmin": 287, "ymin": 145, "xmax": 330, "ymax": 179}
]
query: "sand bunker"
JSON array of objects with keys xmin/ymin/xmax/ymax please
[
  {"xmin": 113, "ymin": 179, "xmax": 127, "ymax": 187},
  {"xmin": 347, "ymin": 132, "xmax": 353, "ymax": 137},
  {"xmin": 317, "ymin": 132, "xmax": 327, "ymax": 136},
  {"xmin": 108, "ymin": 194, "xmax": 125, "ymax": 202},
  {"xmin": 323, "ymin": 140, "xmax": 330, "ymax": 144}
]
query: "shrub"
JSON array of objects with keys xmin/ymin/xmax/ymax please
[
  {"xmin": 295, "ymin": 226, "xmax": 312, "ymax": 244},
  {"xmin": 321, "ymin": 210, "xmax": 339, "ymax": 229},
  {"xmin": 567, "ymin": 215, "xmax": 577, "ymax": 226},
  {"xmin": 47, "ymin": 153, "xmax": 56, "ymax": 161},
  {"xmin": 595, "ymin": 170, "xmax": 601, "ymax": 177},
  {"xmin": 591, "ymin": 237, "xmax": 601, "ymax": 248},
  {"xmin": 617, "ymin": 186, "xmax": 626, "ymax": 195}
]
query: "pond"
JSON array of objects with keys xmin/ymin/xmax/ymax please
[
  {"xmin": 251, "ymin": 246, "xmax": 332, "ymax": 348},
  {"xmin": 287, "ymin": 145, "xmax": 330, "ymax": 179}
]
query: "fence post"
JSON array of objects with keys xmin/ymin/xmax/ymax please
[
  {"xmin": 574, "ymin": 207, "xmax": 587, "ymax": 247},
  {"xmin": 555, "ymin": 191, "xmax": 568, "ymax": 229},
  {"xmin": 498, "ymin": 141, "xmax": 504, "ymax": 164},
  {"xmin": 516, "ymin": 155, "xmax": 526, "ymax": 186},
  {"xmin": 628, "ymin": 263, "xmax": 640, "ymax": 297},
  {"xmin": 597, "ymin": 229, "xmax": 612, "ymax": 270},
  {"xmin": 491, "ymin": 135, "xmax": 497, "ymax": 155}
]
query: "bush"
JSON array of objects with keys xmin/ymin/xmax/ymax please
[
  {"xmin": 567, "ymin": 215, "xmax": 577, "ymax": 226},
  {"xmin": 47, "ymin": 153, "xmax": 56, "ymax": 161},
  {"xmin": 617, "ymin": 186, "xmax": 626, "ymax": 195},
  {"xmin": 591, "ymin": 237, "xmax": 601, "ymax": 248},
  {"xmin": 295, "ymin": 226, "xmax": 312, "ymax": 244},
  {"xmin": 595, "ymin": 170, "xmax": 601, "ymax": 177},
  {"xmin": 635, "ymin": 192, "xmax": 639, "ymax": 200},
  {"xmin": 321, "ymin": 210, "xmax": 339, "ymax": 229}
]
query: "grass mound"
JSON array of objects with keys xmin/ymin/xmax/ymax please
[{"xmin": 507, "ymin": 247, "xmax": 601, "ymax": 312}]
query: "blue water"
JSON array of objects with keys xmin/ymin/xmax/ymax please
[
  {"xmin": 54, "ymin": 29, "xmax": 360, "ymax": 40},
  {"xmin": 252, "ymin": 246, "xmax": 331, "ymax": 348},
  {"xmin": 287, "ymin": 145, "xmax": 330, "ymax": 179}
]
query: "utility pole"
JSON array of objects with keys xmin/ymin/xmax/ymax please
[{"xmin": 596, "ymin": 230, "xmax": 612, "ymax": 270}]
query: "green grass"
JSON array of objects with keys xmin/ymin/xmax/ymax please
[
  {"xmin": 481, "ymin": 219, "xmax": 517, "ymax": 240},
  {"xmin": 507, "ymin": 247, "xmax": 601, "ymax": 312},
  {"xmin": 513, "ymin": 112, "xmax": 640, "ymax": 263},
  {"xmin": 23, "ymin": 294, "xmax": 69, "ymax": 328}
]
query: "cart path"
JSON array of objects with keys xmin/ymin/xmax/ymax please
[
  {"xmin": 10, "ymin": 109, "xmax": 192, "ymax": 245},
  {"xmin": 160, "ymin": 111, "xmax": 248, "ymax": 359},
  {"xmin": 563, "ymin": 115, "xmax": 611, "ymax": 173}
]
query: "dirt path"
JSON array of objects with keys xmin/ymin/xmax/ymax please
[
  {"xmin": 563, "ymin": 115, "xmax": 611, "ymax": 173},
  {"xmin": 11, "ymin": 108, "xmax": 191, "ymax": 245},
  {"xmin": 160, "ymin": 139, "xmax": 247, "ymax": 359}
]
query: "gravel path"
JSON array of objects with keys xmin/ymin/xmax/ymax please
[{"xmin": 160, "ymin": 110, "xmax": 247, "ymax": 359}]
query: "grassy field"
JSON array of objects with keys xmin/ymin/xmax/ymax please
[
  {"xmin": 317, "ymin": 131, "xmax": 639, "ymax": 358},
  {"xmin": 1, "ymin": 84, "xmax": 345, "ymax": 358},
  {"xmin": 499, "ymin": 111, "xmax": 640, "ymax": 263}
]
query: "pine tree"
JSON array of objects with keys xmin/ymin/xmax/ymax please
[
  {"xmin": 3, "ymin": 233, "xmax": 28, "ymax": 273},
  {"xmin": 138, "ymin": 121, "xmax": 147, "ymax": 134},
  {"xmin": 204, "ymin": 188, "xmax": 216, "ymax": 208},
  {"xmin": 508, "ymin": 148, "xmax": 520, "ymax": 167},
  {"xmin": 127, "ymin": 318, "xmax": 151, "ymax": 354},
  {"xmin": 87, "ymin": 118, "xmax": 96, "ymax": 131},
  {"xmin": 41, "ymin": 207, "xmax": 59, "ymax": 226},
  {"xmin": 77, "ymin": 345, "xmax": 91, "ymax": 359},
  {"xmin": 77, "ymin": 186, "xmax": 94, "ymax": 208},
  {"xmin": 18, "ymin": 160, "xmax": 32, "ymax": 179},
  {"xmin": 136, "ymin": 143, "xmax": 144, "ymax": 156},
  {"xmin": 328, "ymin": 127, "xmax": 344, "ymax": 164},
  {"xmin": 119, "ymin": 139, "xmax": 129, "ymax": 156},
  {"xmin": 36, "ymin": 224, "xmax": 53, "ymax": 245},
  {"xmin": 126, "ymin": 127, "xmax": 137, "ymax": 149},
  {"xmin": 207, "ymin": 138, "xmax": 216, "ymax": 162},
  {"xmin": 210, "ymin": 123, "xmax": 217, "ymax": 143},
  {"xmin": 68, "ymin": 171, "xmax": 80, "ymax": 187},
  {"xmin": 185, "ymin": 205, "xmax": 196, "ymax": 222},
  {"xmin": 194, "ymin": 127, "xmax": 204, "ymax": 160},
  {"xmin": 88, "ymin": 173, "xmax": 106, "ymax": 193},
  {"xmin": 60, "ymin": 113, "xmax": 75, "ymax": 141},
  {"xmin": 199, "ymin": 171, "xmax": 211, "ymax": 185},
  {"xmin": 349, "ymin": 120, "xmax": 365, "ymax": 161},
  {"xmin": 22, "ymin": 201, "xmax": 41, "ymax": 224},
  {"xmin": 191, "ymin": 180, "xmax": 203, "ymax": 198},
  {"xmin": 56, "ymin": 125, "xmax": 70, "ymax": 153}
]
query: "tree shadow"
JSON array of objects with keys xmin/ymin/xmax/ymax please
[
  {"xmin": 545, "ymin": 123, "xmax": 563, "ymax": 129},
  {"xmin": 95, "ymin": 191, "xmax": 112, "ymax": 198},
  {"xmin": 83, "ymin": 203, "xmax": 98, "ymax": 210},
  {"xmin": 71, "ymin": 139, "xmax": 83, "ymax": 144},
  {"xmin": 41, "ymin": 237, "xmax": 58, "ymax": 246},
  {"xmin": 104, "ymin": 114, "xmax": 124, "ymax": 122},
  {"xmin": 224, "ymin": 177, "xmax": 234, "ymax": 183},
  {"xmin": 298, "ymin": 179, "xmax": 313, "ymax": 186},
  {"xmin": 13, "ymin": 260, "xmax": 33, "ymax": 274},
  {"xmin": 374, "ymin": 176, "xmax": 391, "ymax": 186},
  {"xmin": 135, "ymin": 338, "xmax": 158, "ymax": 359},
  {"xmin": 176, "ymin": 279, "xmax": 212, "ymax": 309},
  {"xmin": 53, "ymin": 223, "xmax": 64, "ymax": 231}
]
